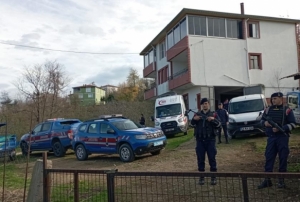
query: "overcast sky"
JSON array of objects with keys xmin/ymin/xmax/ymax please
[{"xmin": 1, "ymin": 0, "xmax": 300, "ymax": 97}]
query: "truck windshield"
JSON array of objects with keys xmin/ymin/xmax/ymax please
[
  {"xmin": 156, "ymin": 104, "xmax": 182, "ymax": 118},
  {"xmin": 228, "ymin": 99, "xmax": 264, "ymax": 114}
]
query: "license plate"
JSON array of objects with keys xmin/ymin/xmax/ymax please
[
  {"xmin": 154, "ymin": 141, "xmax": 163, "ymax": 146},
  {"xmin": 240, "ymin": 127, "xmax": 254, "ymax": 131},
  {"xmin": 165, "ymin": 128, "xmax": 174, "ymax": 132}
]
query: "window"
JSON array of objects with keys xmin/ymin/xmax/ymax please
[
  {"xmin": 159, "ymin": 41, "xmax": 165, "ymax": 60},
  {"xmin": 173, "ymin": 24, "xmax": 180, "ymax": 45},
  {"xmin": 86, "ymin": 87, "xmax": 91, "ymax": 93},
  {"xmin": 156, "ymin": 104, "xmax": 182, "ymax": 118},
  {"xmin": 33, "ymin": 124, "xmax": 42, "ymax": 134},
  {"xmin": 88, "ymin": 93, "xmax": 93, "ymax": 98},
  {"xmin": 228, "ymin": 99, "xmax": 264, "ymax": 114},
  {"xmin": 100, "ymin": 123, "xmax": 111, "ymax": 134},
  {"xmin": 227, "ymin": 19, "xmax": 242, "ymax": 39},
  {"xmin": 208, "ymin": 18, "xmax": 225, "ymax": 37},
  {"xmin": 288, "ymin": 95, "xmax": 298, "ymax": 109},
  {"xmin": 249, "ymin": 53, "xmax": 262, "ymax": 69},
  {"xmin": 149, "ymin": 49, "xmax": 153, "ymax": 64},
  {"xmin": 167, "ymin": 31, "xmax": 173, "ymax": 49},
  {"xmin": 87, "ymin": 123, "xmax": 98, "ymax": 134},
  {"xmin": 78, "ymin": 93, "xmax": 83, "ymax": 99},
  {"xmin": 188, "ymin": 16, "xmax": 206, "ymax": 36},
  {"xmin": 180, "ymin": 18, "xmax": 187, "ymax": 39},
  {"xmin": 248, "ymin": 21, "xmax": 260, "ymax": 38},
  {"xmin": 79, "ymin": 124, "xmax": 87, "ymax": 132},
  {"xmin": 158, "ymin": 65, "xmax": 168, "ymax": 84},
  {"xmin": 41, "ymin": 123, "xmax": 51, "ymax": 132},
  {"xmin": 144, "ymin": 54, "xmax": 149, "ymax": 67}
]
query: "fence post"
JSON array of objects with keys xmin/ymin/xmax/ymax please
[
  {"xmin": 106, "ymin": 170, "xmax": 117, "ymax": 202},
  {"xmin": 74, "ymin": 171, "xmax": 79, "ymax": 202},
  {"xmin": 241, "ymin": 177, "xmax": 249, "ymax": 202},
  {"xmin": 41, "ymin": 152, "xmax": 51, "ymax": 202}
]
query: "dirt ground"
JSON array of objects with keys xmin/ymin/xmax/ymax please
[{"xmin": 47, "ymin": 134, "xmax": 291, "ymax": 173}]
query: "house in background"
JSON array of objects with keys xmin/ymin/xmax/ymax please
[
  {"xmin": 141, "ymin": 3, "xmax": 300, "ymax": 112},
  {"xmin": 100, "ymin": 84, "xmax": 119, "ymax": 95},
  {"xmin": 72, "ymin": 83, "xmax": 106, "ymax": 105}
]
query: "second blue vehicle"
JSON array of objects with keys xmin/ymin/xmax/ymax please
[{"xmin": 72, "ymin": 114, "xmax": 167, "ymax": 162}]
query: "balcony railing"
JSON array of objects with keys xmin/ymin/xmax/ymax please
[{"xmin": 168, "ymin": 68, "xmax": 188, "ymax": 80}]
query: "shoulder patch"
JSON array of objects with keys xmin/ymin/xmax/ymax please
[{"xmin": 286, "ymin": 108, "xmax": 292, "ymax": 116}]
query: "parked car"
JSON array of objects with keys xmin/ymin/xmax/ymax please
[
  {"xmin": 0, "ymin": 123, "xmax": 17, "ymax": 161},
  {"xmin": 20, "ymin": 118, "xmax": 81, "ymax": 157},
  {"xmin": 72, "ymin": 114, "xmax": 167, "ymax": 162}
]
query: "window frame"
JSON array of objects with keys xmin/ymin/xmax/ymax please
[
  {"xmin": 247, "ymin": 20, "xmax": 260, "ymax": 38},
  {"xmin": 248, "ymin": 53, "xmax": 262, "ymax": 70},
  {"xmin": 88, "ymin": 93, "xmax": 93, "ymax": 98},
  {"xmin": 86, "ymin": 87, "xmax": 91, "ymax": 93}
]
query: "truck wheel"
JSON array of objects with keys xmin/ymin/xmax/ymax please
[
  {"xmin": 75, "ymin": 144, "xmax": 88, "ymax": 161},
  {"xmin": 21, "ymin": 142, "xmax": 28, "ymax": 156},
  {"xmin": 52, "ymin": 141, "xmax": 66, "ymax": 157},
  {"xmin": 151, "ymin": 150, "xmax": 161, "ymax": 155},
  {"xmin": 119, "ymin": 144, "xmax": 135, "ymax": 162}
]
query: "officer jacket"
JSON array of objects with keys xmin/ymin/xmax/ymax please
[
  {"xmin": 260, "ymin": 105, "xmax": 296, "ymax": 137},
  {"xmin": 216, "ymin": 109, "xmax": 228, "ymax": 125},
  {"xmin": 191, "ymin": 110, "xmax": 221, "ymax": 140}
]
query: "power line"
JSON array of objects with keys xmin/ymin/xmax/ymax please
[{"xmin": 0, "ymin": 41, "xmax": 139, "ymax": 55}]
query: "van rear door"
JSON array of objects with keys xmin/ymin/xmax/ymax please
[{"xmin": 287, "ymin": 92, "xmax": 300, "ymax": 124}]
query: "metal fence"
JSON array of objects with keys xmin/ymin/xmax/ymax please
[{"xmin": 43, "ymin": 157, "xmax": 300, "ymax": 202}]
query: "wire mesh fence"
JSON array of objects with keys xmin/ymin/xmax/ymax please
[{"xmin": 43, "ymin": 167, "xmax": 300, "ymax": 202}]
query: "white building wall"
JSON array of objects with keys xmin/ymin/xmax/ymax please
[
  {"xmin": 157, "ymin": 82, "xmax": 169, "ymax": 96},
  {"xmin": 189, "ymin": 36, "xmax": 249, "ymax": 87},
  {"xmin": 247, "ymin": 21, "xmax": 299, "ymax": 97}
]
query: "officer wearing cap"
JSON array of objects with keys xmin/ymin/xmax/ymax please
[
  {"xmin": 216, "ymin": 103, "xmax": 229, "ymax": 144},
  {"xmin": 258, "ymin": 92, "xmax": 296, "ymax": 189},
  {"xmin": 191, "ymin": 98, "xmax": 221, "ymax": 186}
]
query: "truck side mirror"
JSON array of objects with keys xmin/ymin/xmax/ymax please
[{"xmin": 150, "ymin": 116, "xmax": 154, "ymax": 122}]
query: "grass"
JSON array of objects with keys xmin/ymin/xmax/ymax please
[
  {"xmin": 165, "ymin": 130, "xmax": 194, "ymax": 150},
  {"xmin": 51, "ymin": 181, "xmax": 107, "ymax": 202},
  {"xmin": 0, "ymin": 163, "xmax": 30, "ymax": 189}
]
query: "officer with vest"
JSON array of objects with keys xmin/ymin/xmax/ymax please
[
  {"xmin": 258, "ymin": 92, "xmax": 296, "ymax": 189},
  {"xmin": 191, "ymin": 98, "xmax": 221, "ymax": 186},
  {"xmin": 216, "ymin": 103, "xmax": 229, "ymax": 144}
]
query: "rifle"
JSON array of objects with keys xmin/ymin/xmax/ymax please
[
  {"xmin": 258, "ymin": 112, "xmax": 288, "ymax": 136},
  {"xmin": 185, "ymin": 109, "xmax": 210, "ymax": 120}
]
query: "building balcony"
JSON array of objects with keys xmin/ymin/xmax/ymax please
[
  {"xmin": 144, "ymin": 87, "xmax": 157, "ymax": 100},
  {"xmin": 143, "ymin": 63, "xmax": 156, "ymax": 78},
  {"xmin": 168, "ymin": 69, "xmax": 191, "ymax": 90}
]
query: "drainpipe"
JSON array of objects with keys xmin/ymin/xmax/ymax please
[
  {"xmin": 245, "ymin": 18, "xmax": 251, "ymax": 85},
  {"xmin": 151, "ymin": 45, "xmax": 157, "ymax": 95}
]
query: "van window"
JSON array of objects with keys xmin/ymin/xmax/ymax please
[
  {"xmin": 156, "ymin": 104, "xmax": 182, "ymax": 118},
  {"xmin": 228, "ymin": 99, "xmax": 264, "ymax": 114},
  {"xmin": 287, "ymin": 95, "xmax": 298, "ymax": 109}
]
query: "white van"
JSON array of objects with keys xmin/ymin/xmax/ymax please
[
  {"xmin": 154, "ymin": 94, "xmax": 189, "ymax": 136},
  {"xmin": 227, "ymin": 94, "xmax": 268, "ymax": 138}
]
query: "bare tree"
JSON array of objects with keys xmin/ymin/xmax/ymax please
[
  {"xmin": 127, "ymin": 68, "xmax": 140, "ymax": 87},
  {"xmin": 15, "ymin": 61, "xmax": 69, "ymax": 122},
  {"xmin": 269, "ymin": 68, "xmax": 283, "ymax": 92}
]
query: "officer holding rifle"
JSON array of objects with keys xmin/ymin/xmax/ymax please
[{"xmin": 258, "ymin": 92, "xmax": 296, "ymax": 189}]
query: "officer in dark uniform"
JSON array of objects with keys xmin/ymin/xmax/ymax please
[
  {"xmin": 216, "ymin": 103, "xmax": 229, "ymax": 144},
  {"xmin": 191, "ymin": 98, "xmax": 221, "ymax": 185},
  {"xmin": 258, "ymin": 92, "xmax": 296, "ymax": 189}
]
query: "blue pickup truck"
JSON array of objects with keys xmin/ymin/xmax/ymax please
[
  {"xmin": 0, "ymin": 123, "xmax": 17, "ymax": 161},
  {"xmin": 20, "ymin": 118, "xmax": 81, "ymax": 157}
]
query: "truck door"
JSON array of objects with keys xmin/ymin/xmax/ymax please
[{"xmin": 287, "ymin": 93, "xmax": 300, "ymax": 124}]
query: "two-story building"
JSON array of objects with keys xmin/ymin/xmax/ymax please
[
  {"xmin": 100, "ymin": 84, "xmax": 119, "ymax": 95},
  {"xmin": 141, "ymin": 3, "xmax": 300, "ymax": 111},
  {"xmin": 72, "ymin": 83, "xmax": 106, "ymax": 105}
]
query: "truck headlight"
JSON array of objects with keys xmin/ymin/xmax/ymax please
[
  {"xmin": 229, "ymin": 118, "xmax": 235, "ymax": 123},
  {"xmin": 155, "ymin": 122, "xmax": 160, "ymax": 126},
  {"xmin": 135, "ymin": 134, "xmax": 147, "ymax": 139},
  {"xmin": 178, "ymin": 118, "xmax": 183, "ymax": 122}
]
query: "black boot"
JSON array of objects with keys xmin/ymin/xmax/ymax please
[
  {"xmin": 278, "ymin": 178, "xmax": 286, "ymax": 188},
  {"xmin": 225, "ymin": 137, "xmax": 229, "ymax": 144},
  {"xmin": 257, "ymin": 178, "xmax": 273, "ymax": 189},
  {"xmin": 211, "ymin": 177, "xmax": 217, "ymax": 185},
  {"xmin": 198, "ymin": 177, "xmax": 205, "ymax": 185}
]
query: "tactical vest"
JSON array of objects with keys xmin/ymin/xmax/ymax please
[
  {"xmin": 198, "ymin": 110, "xmax": 218, "ymax": 139},
  {"xmin": 266, "ymin": 105, "xmax": 287, "ymax": 126}
]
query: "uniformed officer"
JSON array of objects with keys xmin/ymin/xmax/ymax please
[
  {"xmin": 258, "ymin": 92, "xmax": 296, "ymax": 189},
  {"xmin": 216, "ymin": 103, "xmax": 229, "ymax": 144},
  {"xmin": 191, "ymin": 98, "xmax": 221, "ymax": 185}
]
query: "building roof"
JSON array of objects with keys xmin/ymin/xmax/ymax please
[
  {"xmin": 140, "ymin": 8, "xmax": 300, "ymax": 55},
  {"xmin": 72, "ymin": 84, "xmax": 97, "ymax": 88}
]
